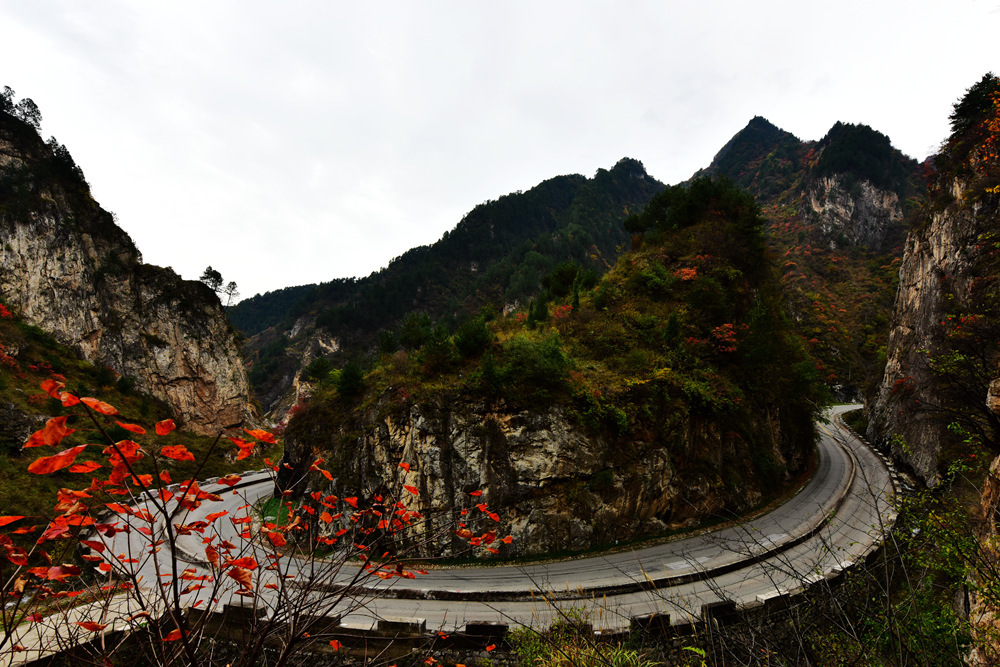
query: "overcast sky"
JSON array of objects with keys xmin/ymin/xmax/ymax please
[{"xmin": 2, "ymin": 1, "xmax": 998, "ymax": 301}]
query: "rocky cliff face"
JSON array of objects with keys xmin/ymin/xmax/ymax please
[
  {"xmin": 866, "ymin": 178, "xmax": 989, "ymax": 485},
  {"xmin": 808, "ymin": 175, "xmax": 905, "ymax": 252},
  {"xmin": 0, "ymin": 112, "xmax": 250, "ymax": 433},
  {"xmin": 280, "ymin": 396, "xmax": 801, "ymax": 557}
]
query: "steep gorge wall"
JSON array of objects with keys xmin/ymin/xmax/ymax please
[
  {"xmin": 0, "ymin": 114, "xmax": 250, "ymax": 433},
  {"xmin": 281, "ymin": 397, "xmax": 802, "ymax": 556},
  {"xmin": 867, "ymin": 179, "xmax": 995, "ymax": 485}
]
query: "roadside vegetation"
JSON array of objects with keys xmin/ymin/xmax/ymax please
[{"xmin": 0, "ymin": 304, "xmax": 275, "ymax": 531}]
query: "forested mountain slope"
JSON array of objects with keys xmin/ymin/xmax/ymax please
[
  {"xmin": 234, "ymin": 158, "xmax": 665, "ymax": 415},
  {"xmin": 696, "ymin": 116, "xmax": 923, "ymax": 398},
  {"xmin": 279, "ymin": 177, "xmax": 825, "ymax": 556}
]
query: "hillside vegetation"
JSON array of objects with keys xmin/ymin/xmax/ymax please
[
  {"xmin": 233, "ymin": 158, "xmax": 665, "ymax": 412},
  {"xmin": 698, "ymin": 116, "xmax": 923, "ymax": 397},
  {"xmin": 280, "ymin": 177, "xmax": 826, "ymax": 554},
  {"xmin": 0, "ymin": 305, "xmax": 268, "ymax": 536}
]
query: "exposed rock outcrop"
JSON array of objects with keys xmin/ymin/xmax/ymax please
[
  {"xmin": 280, "ymin": 396, "xmax": 804, "ymax": 557},
  {"xmin": 808, "ymin": 175, "xmax": 905, "ymax": 252},
  {"xmin": 0, "ymin": 110, "xmax": 250, "ymax": 433}
]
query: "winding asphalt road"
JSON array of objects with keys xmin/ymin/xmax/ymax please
[
  {"xmin": 2, "ymin": 405, "xmax": 896, "ymax": 664},
  {"xmin": 175, "ymin": 404, "xmax": 896, "ymax": 630}
]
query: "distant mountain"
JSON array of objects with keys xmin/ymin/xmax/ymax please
[
  {"xmin": 227, "ymin": 284, "xmax": 317, "ymax": 338},
  {"xmin": 696, "ymin": 116, "xmax": 923, "ymax": 398},
  {"xmin": 231, "ymin": 158, "xmax": 665, "ymax": 414},
  {"xmin": 698, "ymin": 115, "xmax": 805, "ymax": 199}
]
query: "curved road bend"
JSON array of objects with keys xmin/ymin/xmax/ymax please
[
  {"xmin": 168, "ymin": 404, "xmax": 895, "ymax": 632},
  {"xmin": 2, "ymin": 403, "xmax": 893, "ymax": 666}
]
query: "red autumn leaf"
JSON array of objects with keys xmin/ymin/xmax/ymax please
[
  {"xmin": 205, "ymin": 545, "xmax": 220, "ymax": 568},
  {"xmin": 403, "ymin": 485, "xmax": 419, "ymax": 496},
  {"xmin": 226, "ymin": 556, "xmax": 258, "ymax": 570},
  {"xmin": 80, "ymin": 397, "xmax": 118, "ymax": 416},
  {"xmin": 163, "ymin": 628, "xmax": 185, "ymax": 642},
  {"xmin": 24, "ymin": 417, "xmax": 76, "ymax": 448},
  {"xmin": 155, "ymin": 419, "xmax": 176, "ymax": 436},
  {"xmin": 161, "ymin": 445, "xmax": 195, "ymax": 462},
  {"xmin": 76, "ymin": 621, "xmax": 107, "ymax": 632},
  {"xmin": 476, "ymin": 503, "xmax": 488, "ymax": 512},
  {"xmin": 204, "ymin": 511, "xmax": 228, "ymax": 523},
  {"xmin": 500, "ymin": 535, "xmax": 513, "ymax": 544},
  {"xmin": 160, "ymin": 470, "xmax": 172, "ymax": 484},
  {"xmin": 7, "ymin": 548, "xmax": 28, "ymax": 566},
  {"xmin": 37, "ymin": 522, "xmax": 72, "ymax": 543},
  {"xmin": 11, "ymin": 526, "xmax": 37, "ymax": 535},
  {"xmin": 226, "ymin": 566, "xmax": 253, "ymax": 589},
  {"xmin": 469, "ymin": 490, "xmax": 483, "ymax": 497},
  {"xmin": 329, "ymin": 639, "xmax": 342, "ymax": 650},
  {"xmin": 0, "ymin": 516, "xmax": 24, "ymax": 527},
  {"xmin": 31, "ymin": 564, "xmax": 81, "ymax": 581},
  {"xmin": 228, "ymin": 437, "xmax": 256, "ymax": 460},
  {"xmin": 486, "ymin": 644, "xmax": 496, "ymax": 652},
  {"xmin": 104, "ymin": 503, "xmax": 132, "ymax": 515},
  {"xmin": 81, "ymin": 539, "xmax": 106, "ymax": 553},
  {"xmin": 68, "ymin": 461, "xmax": 101, "ymax": 474},
  {"xmin": 320, "ymin": 511, "xmax": 333, "ymax": 524},
  {"xmin": 398, "ymin": 462, "xmax": 411, "ymax": 472},
  {"xmin": 28, "ymin": 445, "xmax": 87, "ymax": 474},
  {"xmin": 344, "ymin": 497, "xmax": 358, "ymax": 508},
  {"xmin": 266, "ymin": 532, "xmax": 287, "ymax": 548},
  {"xmin": 25, "ymin": 614, "xmax": 42, "ymax": 622},
  {"xmin": 218, "ymin": 474, "xmax": 242, "ymax": 487},
  {"xmin": 487, "ymin": 512, "xmax": 500, "ymax": 522},
  {"xmin": 53, "ymin": 514, "xmax": 94, "ymax": 527},
  {"xmin": 41, "ymin": 378, "xmax": 65, "ymax": 399},
  {"xmin": 244, "ymin": 428, "xmax": 277, "ymax": 445},
  {"xmin": 114, "ymin": 421, "xmax": 146, "ymax": 435},
  {"xmin": 131, "ymin": 473, "xmax": 153, "ymax": 488}
]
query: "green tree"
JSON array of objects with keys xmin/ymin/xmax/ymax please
[
  {"xmin": 303, "ymin": 356, "xmax": 333, "ymax": 382},
  {"xmin": 13, "ymin": 97, "xmax": 41, "ymax": 130},
  {"xmin": 199, "ymin": 266, "xmax": 223, "ymax": 292},
  {"xmin": 399, "ymin": 312, "xmax": 432, "ymax": 349},
  {"xmin": 454, "ymin": 316, "xmax": 493, "ymax": 358},
  {"xmin": 222, "ymin": 281, "xmax": 240, "ymax": 307},
  {"xmin": 337, "ymin": 360, "xmax": 364, "ymax": 400}
]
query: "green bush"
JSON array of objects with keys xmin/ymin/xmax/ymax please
[
  {"xmin": 454, "ymin": 316, "xmax": 493, "ymax": 358},
  {"xmin": 420, "ymin": 324, "xmax": 455, "ymax": 372},
  {"xmin": 303, "ymin": 356, "xmax": 333, "ymax": 382},
  {"xmin": 398, "ymin": 312, "xmax": 432, "ymax": 349},
  {"xmin": 500, "ymin": 334, "xmax": 568, "ymax": 399},
  {"xmin": 337, "ymin": 361, "xmax": 364, "ymax": 400}
]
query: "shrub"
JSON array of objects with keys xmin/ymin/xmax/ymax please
[
  {"xmin": 454, "ymin": 316, "xmax": 493, "ymax": 358},
  {"xmin": 500, "ymin": 334, "xmax": 569, "ymax": 400},
  {"xmin": 303, "ymin": 356, "xmax": 333, "ymax": 382},
  {"xmin": 337, "ymin": 360, "xmax": 364, "ymax": 400}
]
